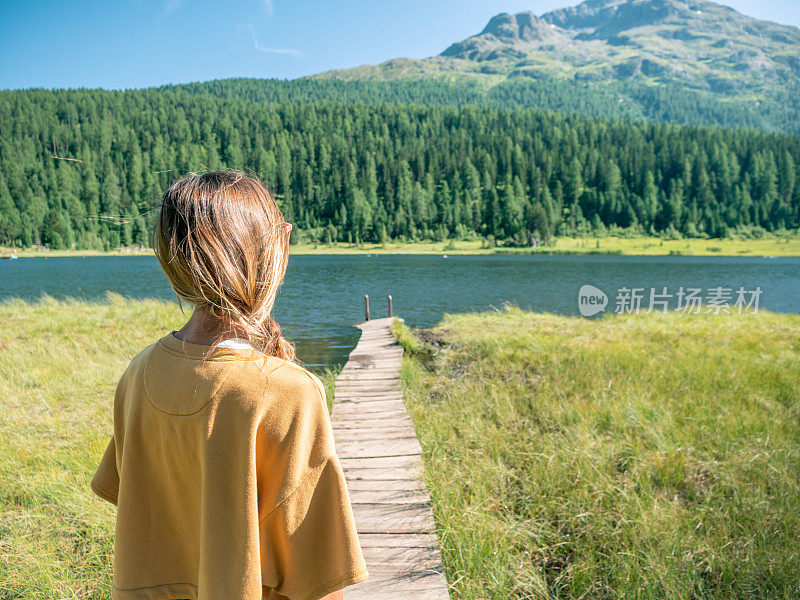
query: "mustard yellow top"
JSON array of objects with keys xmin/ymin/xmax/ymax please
[{"xmin": 91, "ymin": 332, "xmax": 368, "ymax": 600}]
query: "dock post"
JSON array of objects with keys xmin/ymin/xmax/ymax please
[
  {"xmin": 364, "ymin": 294, "xmax": 370, "ymax": 321},
  {"xmin": 388, "ymin": 294, "xmax": 392, "ymax": 317}
]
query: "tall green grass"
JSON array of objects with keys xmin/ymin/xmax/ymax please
[
  {"xmin": 398, "ymin": 307, "xmax": 800, "ymax": 599},
  {"xmin": 0, "ymin": 294, "xmax": 338, "ymax": 598}
]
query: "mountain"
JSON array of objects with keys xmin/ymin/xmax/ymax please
[
  {"xmin": 307, "ymin": 0, "xmax": 800, "ymax": 129},
  {"xmin": 443, "ymin": 0, "xmax": 800, "ymax": 93}
]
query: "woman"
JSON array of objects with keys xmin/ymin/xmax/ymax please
[{"xmin": 90, "ymin": 171, "xmax": 368, "ymax": 600}]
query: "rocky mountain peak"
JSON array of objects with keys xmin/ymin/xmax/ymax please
[
  {"xmin": 541, "ymin": 0, "xmax": 713, "ymax": 36},
  {"xmin": 479, "ymin": 11, "xmax": 559, "ymax": 42}
]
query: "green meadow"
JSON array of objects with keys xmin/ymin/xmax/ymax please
[
  {"xmin": 393, "ymin": 307, "xmax": 800, "ymax": 599},
  {"xmin": 1, "ymin": 296, "xmax": 798, "ymax": 599},
  {"xmin": 0, "ymin": 295, "xmax": 339, "ymax": 599},
  {"xmin": 3, "ymin": 232, "xmax": 799, "ymax": 258}
]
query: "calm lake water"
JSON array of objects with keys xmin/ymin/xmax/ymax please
[{"xmin": 1, "ymin": 254, "xmax": 798, "ymax": 369}]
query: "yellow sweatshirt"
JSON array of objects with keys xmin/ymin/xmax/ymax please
[{"xmin": 91, "ymin": 331, "xmax": 368, "ymax": 600}]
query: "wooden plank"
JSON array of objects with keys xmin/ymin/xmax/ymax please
[
  {"xmin": 334, "ymin": 398, "xmax": 405, "ymax": 408},
  {"xmin": 333, "ymin": 410, "xmax": 413, "ymax": 421},
  {"xmin": 336, "ymin": 389, "xmax": 404, "ymax": 397},
  {"xmin": 335, "ymin": 316, "xmax": 449, "ymax": 599},
  {"xmin": 332, "ymin": 412, "xmax": 416, "ymax": 425},
  {"xmin": 333, "ymin": 406, "xmax": 407, "ymax": 418},
  {"xmin": 337, "ymin": 372, "xmax": 401, "ymax": 377},
  {"xmin": 336, "ymin": 382, "xmax": 403, "ymax": 390},
  {"xmin": 337, "ymin": 374, "xmax": 402, "ymax": 379},
  {"xmin": 335, "ymin": 396, "xmax": 405, "ymax": 405},
  {"xmin": 345, "ymin": 479, "xmax": 427, "ymax": 492},
  {"xmin": 333, "ymin": 411, "xmax": 411, "ymax": 420},
  {"xmin": 339, "ymin": 366, "xmax": 402, "ymax": 370},
  {"xmin": 346, "ymin": 585, "xmax": 449, "ymax": 600},
  {"xmin": 344, "ymin": 355, "xmax": 402, "ymax": 362},
  {"xmin": 360, "ymin": 547, "xmax": 441, "ymax": 566},
  {"xmin": 343, "ymin": 464, "xmax": 423, "ymax": 480},
  {"xmin": 336, "ymin": 389, "xmax": 403, "ymax": 397},
  {"xmin": 332, "ymin": 427, "xmax": 417, "ymax": 440},
  {"xmin": 339, "ymin": 372, "xmax": 399, "ymax": 377},
  {"xmin": 333, "ymin": 418, "xmax": 417, "ymax": 431},
  {"xmin": 333, "ymin": 400, "xmax": 407, "ymax": 414},
  {"xmin": 350, "ymin": 502, "xmax": 436, "ymax": 533},
  {"xmin": 335, "ymin": 387, "xmax": 404, "ymax": 394},
  {"xmin": 348, "ymin": 487, "xmax": 432, "ymax": 504},
  {"xmin": 334, "ymin": 424, "xmax": 415, "ymax": 435},
  {"xmin": 340, "ymin": 454, "xmax": 422, "ymax": 469},
  {"xmin": 334, "ymin": 430, "xmax": 418, "ymax": 442},
  {"xmin": 356, "ymin": 532, "xmax": 441, "ymax": 548},
  {"xmin": 334, "ymin": 394, "xmax": 406, "ymax": 403},
  {"xmin": 343, "ymin": 365, "xmax": 403, "ymax": 371},
  {"xmin": 333, "ymin": 422, "xmax": 417, "ymax": 434},
  {"xmin": 337, "ymin": 374, "xmax": 401, "ymax": 379},
  {"xmin": 336, "ymin": 378, "xmax": 402, "ymax": 383},
  {"xmin": 336, "ymin": 438, "xmax": 422, "ymax": 459},
  {"xmin": 332, "ymin": 413, "xmax": 412, "ymax": 426},
  {"xmin": 364, "ymin": 563, "xmax": 445, "ymax": 576},
  {"xmin": 344, "ymin": 466, "xmax": 421, "ymax": 481},
  {"xmin": 335, "ymin": 399, "xmax": 406, "ymax": 406},
  {"xmin": 345, "ymin": 573, "xmax": 450, "ymax": 597},
  {"xmin": 334, "ymin": 430, "xmax": 419, "ymax": 450},
  {"xmin": 335, "ymin": 433, "xmax": 419, "ymax": 446},
  {"xmin": 333, "ymin": 406, "xmax": 411, "ymax": 417}
]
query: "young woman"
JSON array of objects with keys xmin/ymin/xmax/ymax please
[{"xmin": 91, "ymin": 171, "xmax": 367, "ymax": 600}]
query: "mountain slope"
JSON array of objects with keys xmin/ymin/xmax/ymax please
[
  {"xmin": 442, "ymin": 0, "xmax": 800, "ymax": 92},
  {"xmin": 316, "ymin": 0, "xmax": 800, "ymax": 93},
  {"xmin": 304, "ymin": 0, "xmax": 800, "ymax": 133}
]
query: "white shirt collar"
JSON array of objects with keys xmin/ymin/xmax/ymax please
[{"xmin": 214, "ymin": 337, "xmax": 258, "ymax": 350}]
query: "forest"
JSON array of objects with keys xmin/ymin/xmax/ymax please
[
  {"xmin": 174, "ymin": 78, "xmax": 800, "ymax": 135},
  {"xmin": 0, "ymin": 86, "xmax": 798, "ymax": 250}
]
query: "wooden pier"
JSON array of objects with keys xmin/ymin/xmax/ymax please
[{"xmin": 331, "ymin": 316, "xmax": 450, "ymax": 600}]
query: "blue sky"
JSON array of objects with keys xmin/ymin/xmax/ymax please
[{"xmin": 1, "ymin": 0, "xmax": 798, "ymax": 90}]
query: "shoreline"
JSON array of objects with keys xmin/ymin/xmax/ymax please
[{"xmin": 1, "ymin": 235, "xmax": 799, "ymax": 258}]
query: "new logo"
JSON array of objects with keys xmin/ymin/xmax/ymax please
[{"xmin": 578, "ymin": 284, "xmax": 608, "ymax": 317}]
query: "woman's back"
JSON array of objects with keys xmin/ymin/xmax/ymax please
[
  {"xmin": 92, "ymin": 331, "xmax": 366, "ymax": 599},
  {"xmin": 91, "ymin": 171, "xmax": 367, "ymax": 600}
]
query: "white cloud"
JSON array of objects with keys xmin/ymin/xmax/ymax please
[
  {"xmin": 263, "ymin": 0, "xmax": 273, "ymax": 16},
  {"xmin": 249, "ymin": 24, "xmax": 303, "ymax": 57},
  {"xmin": 162, "ymin": 0, "xmax": 184, "ymax": 15}
]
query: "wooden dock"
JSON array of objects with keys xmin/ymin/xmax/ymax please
[{"xmin": 332, "ymin": 316, "xmax": 450, "ymax": 600}]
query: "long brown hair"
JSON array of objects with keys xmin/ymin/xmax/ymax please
[{"xmin": 152, "ymin": 170, "xmax": 295, "ymax": 361}]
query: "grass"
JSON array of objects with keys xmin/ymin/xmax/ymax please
[
  {"xmin": 2, "ymin": 295, "xmax": 798, "ymax": 598},
  {"xmin": 396, "ymin": 306, "xmax": 800, "ymax": 599},
  {"xmin": 0, "ymin": 294, "xmax": 339, "ymax": 598},
  {"xmin": 498, "ymin": 235, "xmax": 800, "ymax": 257},
  {"xmin": 3, "ymin": 234, "xmax": 799, "ymax": 258}
]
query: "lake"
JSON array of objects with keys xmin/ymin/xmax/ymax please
[{"xmin": 1, "ymin": 254, "xmax": 798, "ymax": 369}]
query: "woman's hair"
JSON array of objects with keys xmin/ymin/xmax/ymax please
[{"xmin": 152, "ymin": 170, "xmax": 295, "ymax": 361}]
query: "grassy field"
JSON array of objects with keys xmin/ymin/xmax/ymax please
[
  {"xmin": 508, "ymin": 235, "xmax": 800, "ymax": 257},
  {"xmin": 0, "ymin": 295, "xmax": 339, "ymax": 599},
  {"xmin": 2, "ymin": 234, "xmax": 799, "ymax": 258},
  {"xmin": 394, "ymin": 307, "xmax": 800, "ymax": 599},
  {"xmin": 1, "ymin": 296, "xmax": 798, "ymax": 599}
]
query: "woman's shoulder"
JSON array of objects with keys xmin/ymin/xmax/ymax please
[
  {"xmin": 223, "ymin": 355, "xmax": 326, "ymax": 413},
  {"xmin": 116, "ymin": 342, "xmax": 159, "ymax": 387}
]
